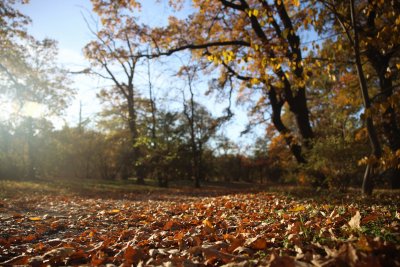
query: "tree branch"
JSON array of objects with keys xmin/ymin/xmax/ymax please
[
  {"xmin": 219, "ymin": 0, "xmax": 246, "ymax": 10},
  {"xmin": 139, "ymin": 40, "xmax": 251, "ymax": 59}
]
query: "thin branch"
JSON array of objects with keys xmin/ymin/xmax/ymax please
[
  {"xmin": 219, "ymin": 0, "xmax": 246, "ymax": 10},
  {"xmin": 139, "ymin": 40, "xmax": 251, "ymax": 59},
  {"xmin": 0, "ymin": 63, "xmax": 22, "ymax": 88}
]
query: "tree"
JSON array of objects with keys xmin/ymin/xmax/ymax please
[
  {"xmin": 0, "ymin": 0, "xmax": 31, "ymax": 98},
  {"xmin": 83, "ymin": 14, "xmax": 148, "ymax": 183},
  {"xmin": 90, "ymin": 0, "xmax": 315, "ymax": 165},
  {"xmin": 179, "ymin": 63, "xmax": 219, "ymax": 187},
  {"xmin": 318, "ymin": 0, "xmax": 400, "ymax": 194},
  {"xmin": 0, "ymin": 1, "xmax": 74, "ymax": 180},
  {"xmin": 1, "ymin": 1, "xmax": 72, "ymax": 116}
]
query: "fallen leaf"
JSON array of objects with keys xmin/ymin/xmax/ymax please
[
  {"xmin": 29, "ymin": 216, "xmax": 42, "ymax": 221},
  {"xmin": 43, "ymin": 247, "xmax": 75, "ymax": 258},
  {"xmin": 202, "ymin": 218, "xmax": 214, "ymax": 229},
  {"xmin": 233, "ymin": 246, "xmax": 253, "ymax": 255},
  {"xmin": 356, "ymin": 236, "xmax": 372, "ymax": 252},
  {"xmin": 361, "ymin": 214, "xmax": 379, "ymax": 224},
  {"xmin": 348, "ymin": 211, "xmax": 361, "ymax": 230},
  {"xmin": 245, "ymin": 237, "xmax": 267, "ymax": 250},
  {"xmin": 109, "ymin": 209, "xmax": 120, "ymax": 214},
  {"xmin": 163, "ymin": 220, "xmax": 180, "ymax": 230},
  {"xmin": 269, "ymin": 253, "xmax": 295, "ymax": 267},
  {"xmin": 0, "ymin": 255, "xmax": 30, "ymax": 265},
  {"xmin": 288, "ymin": 205, "xmax": 305, "ymax": 212},
  {"xmin": 203, "ymin": 218, "xmax": 215, "ymax": 233},
  {"xmin": 124, "ymin": 245, "xmax": 144, "ymax": 265}
]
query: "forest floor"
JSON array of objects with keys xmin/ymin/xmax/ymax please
[{"xmin": 0, "ymin": 179, "xmax": 399, "ymax": 266}]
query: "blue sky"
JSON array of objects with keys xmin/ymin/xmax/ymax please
[
  {"xmin": 19, "ymin": 0, "xmax": 92, "ymax": 52},
  {"xmin": 16, "ymin": 0, "xmax": 255, "ymax": 148}
]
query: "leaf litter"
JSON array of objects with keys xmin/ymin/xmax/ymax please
[{"xmin": 0, "ymin": 187, "xmax": 399, "ymax": 266}]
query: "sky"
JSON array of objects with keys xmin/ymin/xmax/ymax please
[
  {"xmin": 15, "ymin": 0, "xmax": 256, "ymax": 147},
  {"xmin": 17, "ymin": 0, "xmax": 101, "ymax": 124}
]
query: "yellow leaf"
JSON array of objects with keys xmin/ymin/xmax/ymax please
[
  {"xmin": 253, "ymin": 9, "xmax": 259, "ymax": 17},
  {"xmin": 293, "ymin": 0, "xmax": 300, "ymax": 7},
  {"xmin": 246, "ymin": 9, "xmax": 252, "ymax": 17},
  {"xmin": 288, "ymin": 205, "xmax": 306, "ymax": 212},
  {"xmin": 251, "ymin": 78, "xmax": 259, "ymax": 85},
  {"xmin": 29, "ymin": 217, "xmax": 42, "ymax": 221},
  {"xmin": 396, "ymin": 63, "xmax": 400, "ymax": 70},
  {"xmin": 109, "ymin": 209, "xmax": 120, "ymax": 214}
]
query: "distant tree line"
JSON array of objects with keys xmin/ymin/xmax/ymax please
[{"xmin": 0, "ymin": 0, "xmax": 399, "ymax": 195}]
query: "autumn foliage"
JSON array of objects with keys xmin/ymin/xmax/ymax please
[{"xmin": 1, "ymin": 0, "xmax": 400, "ymax": 265}]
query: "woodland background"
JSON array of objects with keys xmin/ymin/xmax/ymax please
[
  {"xmin": 1, "ymin": 0, "xmax": 400, "ymax": 195},
  {"xmin": 1, "ymin": 1, "xmax": 400, "ymax": 265}
]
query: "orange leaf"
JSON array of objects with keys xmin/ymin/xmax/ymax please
[
  {"xmin": 202, "ymin": 219, "xmax": 214, "ymax": 229},
  {"xmin": 163, "ymin": 220, "xmax": 180, "ymax": 231},
  {"xmin": 109, "ymin": 209, "xmax": 120, "ymax": 214},
  {"xmin": 245, "ymin": 237, "xmax": 267, "ymax": 250},
  {"xmin": 124, "ymin": 246, "xmax": 143, "ymax": 265},
  {"xmin": 202, "ymin": 219, "xmax": 215, "ymax": 233},
  {"xmin": 29, "ymin": 217, "xmax": 42, "ymax": 221},
  {"xmin": 24, "ymin": 234, "xmax": 37, "ymax": 242}
]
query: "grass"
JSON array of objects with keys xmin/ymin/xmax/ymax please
[
  {"xmin": 0, "ymin": 177, "xmax": 263, "ymax": 200},
  {"xmin": 0, "ymin": 178, "xmax": 157, "ymax": 198}
]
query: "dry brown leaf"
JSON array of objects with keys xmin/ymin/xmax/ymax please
[
  {"xmin": 43, "ymin": 247, "xmax": 75, "ymax": 258},
  {"xmin": 124, "ymin": 245, "xmax": 144, "ymax": 265},
  {"xmin": 0, "ymin": 255, "xmax": 30, "ymax": 265},
  {"xmin": 361, "ymin": 214, "xmax": 379, "ymax": 224},
  {"xmin": 348, "ymin": 211, "xmax": 361, "ymax": 230}
]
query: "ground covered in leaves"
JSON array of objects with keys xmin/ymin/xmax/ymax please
[{"xmin": 0, "ymin": 180, "xmax": 399, "ymax": 266}]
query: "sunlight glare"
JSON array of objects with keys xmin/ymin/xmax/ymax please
[
  {"xmin": 0, "ymin": 99, "xmax": 46, "ymax": 119},
  {"xmin": 17, "ymin": 101, "xmax": 46, "ymax": 118}
]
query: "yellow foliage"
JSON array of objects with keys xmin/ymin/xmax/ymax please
[{"xmin": 288, "ymin": 205, "xmax": 306, "ymax": 212}]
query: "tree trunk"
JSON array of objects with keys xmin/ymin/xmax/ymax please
[
  {"xmin": 365, "ymin": 48, "xmax": 400, "ymax": 189},
  {"xmin": 268, "ymin": 86, "xmax": 307, "ymax": 164},
  {"xmin": 290, "ymin": 90, "xmax": 315, "ymax": 146},
  {"xmin": 366, "ymin": 47, "xmax": 400, "ymax": 152},
  {"xmin": 350, "ymin": 0, "xmax": 382, "ymax": 196}
]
